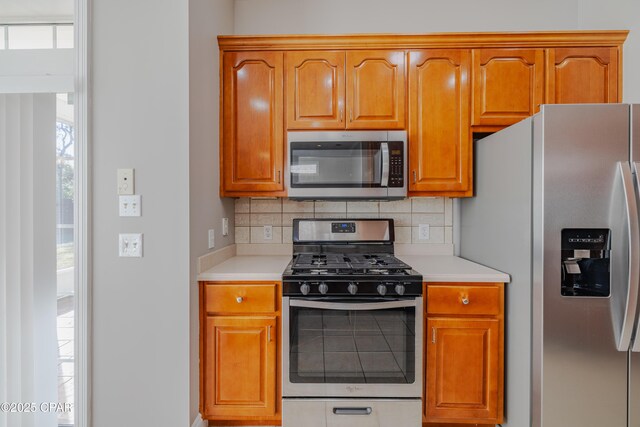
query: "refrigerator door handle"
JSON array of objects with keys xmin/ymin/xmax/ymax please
[
  {"xmin": 631, "ymin": 162, "xmax": 640, "ymax": 352},
  {"xmin": 614, "ymin": 162, "xmax": 640, "ymax": 351}
]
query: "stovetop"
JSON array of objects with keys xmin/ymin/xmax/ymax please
[
  {"xmin": 283, "ymin": 218, "xmax": 422, "ymax": 297},
  {"xmin": 289, "ymin": 253, "xmax": 412, "ymax": 275},
  {"xmin": 282, "ymin": 252, "xmax": 423, "ymax": 297}
]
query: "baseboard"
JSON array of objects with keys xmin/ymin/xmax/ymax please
[{"xmin": 191, "ymin": 413, "xmax": 207, "ymax": 427}]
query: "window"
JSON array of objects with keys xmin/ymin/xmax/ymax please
[{"xmin": 3, "ymin": 24, "xmax": 73, "ymax": 50}]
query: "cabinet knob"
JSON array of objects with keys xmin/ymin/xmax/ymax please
[
  {"xmin": 461, "ymin": 296, "xmax": 469, "ymax": 305},
  {"xmin": 412, "ymin": 170, "xmax": 417, "ymax": 184},
  {"xmin": 236, "ymin": 296, "xmax": 243, "ymax": 303}
]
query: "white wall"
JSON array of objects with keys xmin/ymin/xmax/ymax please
[
  {"xmin": 92, "ymin": 0, "xmax": 190, "ymax": 425},
  {"xmin": 188, "ymin": 0, "xmax": 235, "ymax": 422},
  {"xmin": 234, "ymin": 0, "xmax": 640, "ymax": 101}
]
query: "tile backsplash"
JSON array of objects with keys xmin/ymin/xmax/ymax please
[{"xmin": 235, "ymin": 198, "xmax": 453, "ymax": 245}]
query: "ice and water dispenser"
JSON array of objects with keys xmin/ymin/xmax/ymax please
[{"xmin": 561, "ymin": 229, "xmax": 611, "ymax": 297}]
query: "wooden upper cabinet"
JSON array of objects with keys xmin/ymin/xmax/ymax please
[
  {"xmin": 472, "ymin": 48, "xmax": 545, "ymax": 127},
  {"xmin": 346, "ymin": 50, "xmax": 406, "ymax": 129},
  {"xmin": 548, "ymin": 47, "xmax": 619, "ymax": 104},
  {"xmin": 221, "ymin": 51, "xmax": 284, "ymax": 196},
  {"xmin": 285, "ymin": 51, "xmax": 345, "ymax": 129},
  {"xmin": 408, "ymin": 49, "xmax": 471, "ymax": 197}
]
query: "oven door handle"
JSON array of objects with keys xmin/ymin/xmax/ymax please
[
  {"xmin": 289, "ymin": 298, "xmax": 416, "ymax": 311},
  {"xmin": 380, "ymin": 142, "xmax": 390, "ymax": 187}
]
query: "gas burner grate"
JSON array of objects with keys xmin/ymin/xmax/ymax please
[{"xmin": 292, "ymin": 253, "xmax": 351, "ymax": 271}]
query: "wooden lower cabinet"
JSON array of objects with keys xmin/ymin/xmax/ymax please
[
  {"xmin": 424, "ymin": 283, "xmax": 504, "ymax": 426},
  {"xmin": 204, "ymin": 316, "xmax": 277, "ymax": 418},
  {"xmin": 200, "ymin": 281, "xmax": 281, "ymax": 424}
]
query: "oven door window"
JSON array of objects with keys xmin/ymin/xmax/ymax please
[
  {"xmin": 289, "ymin": 141, "xmax": 382, "ymax": 188},
  {"xmin": 289, "ymin": 302, "xmax": 416, "ymax": 384}
]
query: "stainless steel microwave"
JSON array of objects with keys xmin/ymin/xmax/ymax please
[{"xmin": 286, "ymin": 131, "xmax": 407, "ymax": 200}]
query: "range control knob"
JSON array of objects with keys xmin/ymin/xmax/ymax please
[
  {"xmin": 377, "ymin": 284, "xmax": 387, "ymax": 296},
  {"xmin": 318, "ymin": 282, "xmax": 329, "ymax": 295},
  {"xmin": 394, "ymin": 284, "xmax": 405, "ymax": 296},
  {"xmin": 347, "ymin": 282, "xmax": 358, "ymax": 295},
  {"xmin": 300, "ymin": 282, "xmax": 311, "ymax": 295}
]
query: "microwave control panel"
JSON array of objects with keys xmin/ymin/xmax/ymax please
[{"xmin": 388, "ymin": 141, "xmax": 404, "ymax": 187}]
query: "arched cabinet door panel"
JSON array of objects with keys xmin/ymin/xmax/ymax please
[
  {"xmin": 346, "ymin": 50, "xmax": 406, "ymax": 129},
  {"xmin": 408, "ymin": 49, "xmax": 472, "ymax": 196},
  {"xmin": 285, "ymin": 51, "xmax": 345, "ymax": 129},
  {"xmin": 548, "ymin": 47, "xmax": 619, "ymax": 104},
  {"xmin": 221, "ymin": 51, "xmax": 284, "ymax": 196},
  {"xmin": 472, "ymin": 48, "xmax": 544, "ymax": 127}
]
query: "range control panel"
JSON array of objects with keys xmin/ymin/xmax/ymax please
[{"xmin": 331, "ymin": 222, "xmax": 356, "ymax": 233}]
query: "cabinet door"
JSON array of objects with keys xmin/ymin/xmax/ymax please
[
  {"xmin": 203, "ymin": 316, "xmax": 277, "ymax": 418},
  {"xmin": 548, "ymin": 47, "xmax": 619, "ymax": 104},
  {"xmin": 346, "ymin": 50, "xmax": 406, "ymax": 129},
  {"xmin": 285, "ymin": 51, "xmax": 345, "ymax": 129},
  {"xmin": 408, "ymin": 50, "xmax": 471, "ymax": 196},
  {"xmin": 472, "ymin": 48, "xmax": 544, "ymax": 127},
  {"xmin": 222, "ymin": 51, "xmax": 284, "ymax": 196},
  {"xmin": 426, "ymin": 317, "xmax": 500, "ymax": 423}
]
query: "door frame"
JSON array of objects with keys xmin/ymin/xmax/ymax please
[{"xmin": 74, "ymin": 0, "xmax": 91, "ymax": 425}]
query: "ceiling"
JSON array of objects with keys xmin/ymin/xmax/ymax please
[{"xmin": 0, "ymin": 0, "xmax": 73, "ymax": 23}]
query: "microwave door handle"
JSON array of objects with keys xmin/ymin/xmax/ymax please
[
  {"xmin": 380, "ymin": 142, "xmax": 390, "ymax": 187},
  {"xmin": 289, "ymin": 298, "xmax": 416, "ymax": 311}
]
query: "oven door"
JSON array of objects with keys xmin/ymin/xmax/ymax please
[{"xmin": 283, "ymin": 297, "xmax": 423, "ymax": 398}]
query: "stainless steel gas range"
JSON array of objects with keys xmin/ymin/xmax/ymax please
[{"xmin": 282, "ymin": 218, "xmax": 423, "ymax": 427}]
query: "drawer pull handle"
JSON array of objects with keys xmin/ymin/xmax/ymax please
[
  {"xmin": 461, "ymin": 297, "xmax": 470, "ymax": 305},
  {"xmin": 333, "ymin": 407, "xmax": 372, "ymax": 416},
  {"xmin": 236, "ymin": 296, "xmax": 243, "ymax": 303}
]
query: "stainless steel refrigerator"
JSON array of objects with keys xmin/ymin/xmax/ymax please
[{"xmin": 460, "ymin": 104, "xmax": 640, "ymax": 427}]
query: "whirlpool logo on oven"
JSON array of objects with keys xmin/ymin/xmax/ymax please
[{"xmin": 346, "ymin": 386, "xmax": 363, "ymax": 393}]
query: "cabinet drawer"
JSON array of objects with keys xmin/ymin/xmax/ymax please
[
  {"xmin": 205, "ymin": 284, "xmax": 277, "ymax": 314},
  {"xmin": 427, "ymin": 284, "xmax": 501, "ymax": 316}
]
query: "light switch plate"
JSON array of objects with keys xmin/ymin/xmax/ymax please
[
  {"xmin": 117, "ymin": 168, "xmax": 134, "ymax": 195},
  {"xmin": 119, "ymin": 195, "xmax": 141, "ymax": 217},
  {"xmin": 418, "ymin": 224, "xmax": 430, "ymax": 240},
  {"xmin": 119, "ymin": 233, "xmax": 143, "ymax": 257}
]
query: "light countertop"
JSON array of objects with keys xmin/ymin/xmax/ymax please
[
  {"xmin": 397, "ymin": 255, "xmax": 510, "ymax": 283},
  {"xmin": 198, "ymin": 256, "xmax": 291, "ymax": 282},
  {"xmin": 198, "ymin": 254, "xmax": 509, "ymax": 284}
]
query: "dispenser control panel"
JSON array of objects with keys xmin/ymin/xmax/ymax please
[{"xmin": 561, "ymin": 228, "xmax": 611, "ymax": 297}]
